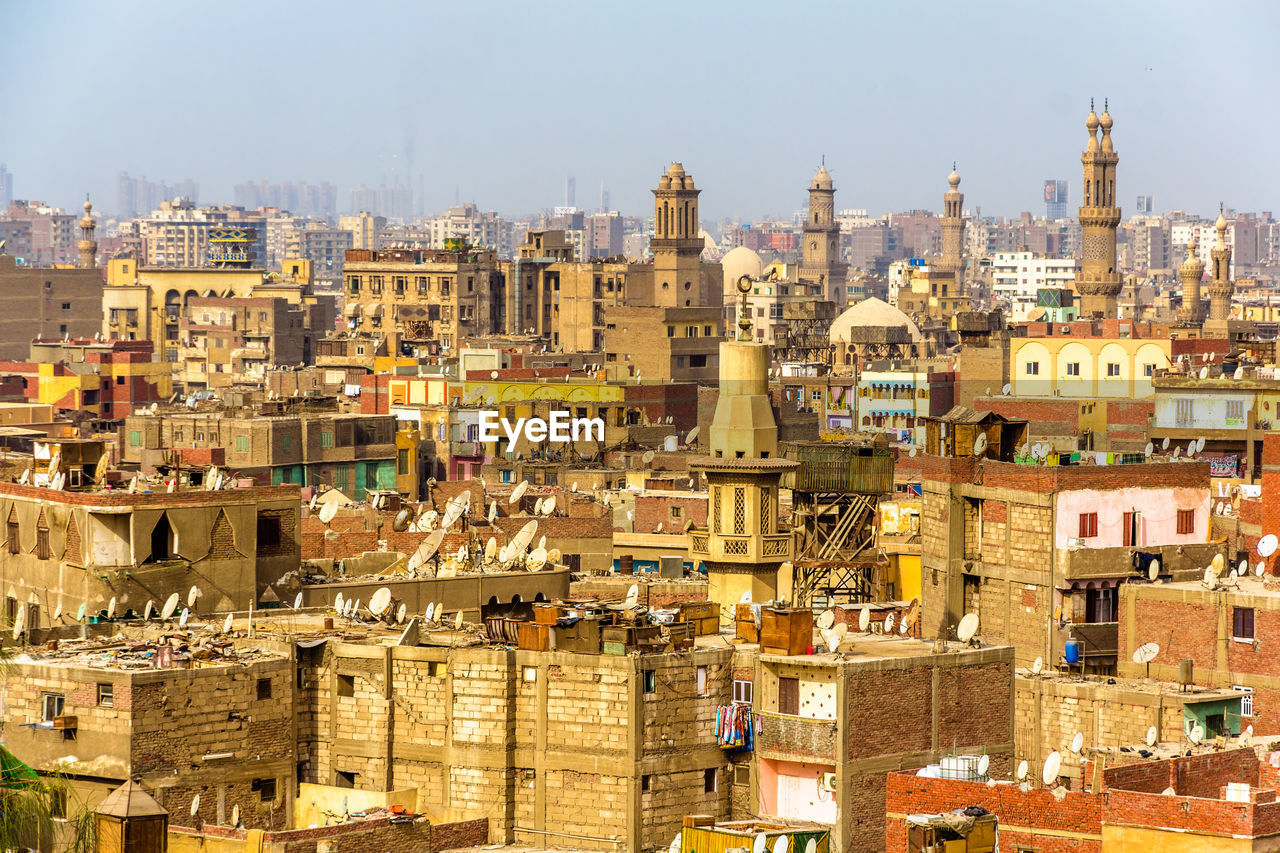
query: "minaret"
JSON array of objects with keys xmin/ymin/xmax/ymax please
[
  {"xmin": 1176, "ymin": 237, "xmax": 1206, "ymax": 326},
  {"xmin": 78, "ymin": 197, "xmax": 98, "ymax": 269},
  {"xmin": 1074, "ymin": 100, "xmax": 1122, "ymax": 318},
  {"xmin": 1207, "ymin": 206, "xmax": 1234, "ymax": 325},
  {"xmin": 690, "ymin": 276, "xmax": 798, "ymax": 615},
  {"xmin": 799, "ymin": 162, "xmax": 846, "ymax": 303},
  {"xmin": 651, "ymin": 163, "xmax": 703, "ymax": 307},
  {"xmin": 940, "ymin": 164, "xmax": 965, "ymax": 278}
]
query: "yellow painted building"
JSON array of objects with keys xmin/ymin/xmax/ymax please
[{"xmin": 1010, "ymin": 336, "xmax": 1170, "ymax": 398}]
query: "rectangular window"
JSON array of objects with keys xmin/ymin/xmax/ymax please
[
  {"xmin": 398, "ymin": 449, "xmax": 410, "ymax": 475},
  {"xmin": 1025, "ymin": 361, "xmax": 1040, "ymax": 375},
  {"xmin": 257, "ymin": 514, "xmax": 282, "ymax": 549},
  {"xmin": 129, "ymin": 430, "xmax": 143, "ymax": 447},
  {"xmin": 1234, "ymin": 686, "xmax": 1255, "ymax": 717},
  {"xmin": 97, "ymin": 683, "xmax": 113, "ymax": 707},
  {"xmin": 253, "ymin": 778, "xmax": 277, "ymax": 802},
  {"xmin": 321, "ymin": 431, "xmax": 333, "ymax": 448},
  {"xmin": 1177, "ymin": 509, "xmax": 1195, "ymax": 535},
  {"xmin": 236, "ymin": 435, "xmax": 249, "ymax": 452},
  {"xmin": 733, "ymin": 679, "xmax": 753, "ymax": 705},
  {"xmin": 696, "ymin": 666, "xmax": 707, "ymax": 696},
  {"xmin": 1226, "ymin": 399, "xmax": 1244, "ymax": 423},
  {"xmin": 1078, "ymin": 512, "xmax": 1098, "ymax": 539},
  {"xmin": 1144, "ymin": 363, "xmax": 1155, "ymax": 377},
  {"xmin": 1107, "ymin": 362, "xmax": 1121, "ymax": 376},
  {"xmin": 641, "ymin": 774, "xmax": 652, "ymax": 792},
  {"xmin": 1066, "ymin": 362, "xmax": 1080, "ymax": 376},
  {"xmin": 42, "ymin": 693, "xmax": 64, "ymax": 722},
  {"xmin": 7, "ymin": 520, "xmax": 17, "ymax": 554},
  {"xmin": 642, "ymin": 670, "xmax": 656, "ymax": 694},
  {"xmin": 778, "ymin": 677, "xmax": 800, "ymax": 715},
  {"xmin": 1234, "ymin": 607, "xmax": 1255, "ymax": 640},
  {"xmin": 1176, "ymin": 397, "xmax": 1194, "ymax": 426},
  {"xmin": 704, "ymin": 768, "xmax": 717, "ymax": 793},
  {"xmin": 1122, "ymin": 511, "xmax": 1140, "ymax": 547},
  {"xmin": 257, "ymin": 678, "xmax": 273, "ymax": 700},
  {"xmin": 36, "ymin": 526, "xmax": 49, "ymax": 560},
  {"xmin": 337, "ymin": 674, "xmax": 355, "ymax": 697}
]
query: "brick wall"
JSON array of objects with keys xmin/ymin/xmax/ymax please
[{"xmin": 634, "ymin": 493, "xmax": 707, "ymax": 534}]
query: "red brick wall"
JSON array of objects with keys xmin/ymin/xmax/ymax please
[{"xmin": 634, "ymin": 493, "xmax": 707, "ymax": 534}]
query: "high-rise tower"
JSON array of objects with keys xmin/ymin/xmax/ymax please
[
  {"xmin": 78, "ymin": 197, "xmax": 97, "ymax": 269},
  {"xmin": 1207, "ymin": 207, "xmax": 1234, "ymax": 326},
  {"xmin": 1074, "ymin": 100, "xmax": 1122, "ymax": 318},
  {"xmin": 799, "ymin": 163, "xmax": 846, "ymax": 303},
  {"xmin": 940, "ymin": 165, "xmax": 965, "ymax": 278},
  {"xmin": 651, "ymin": 163, "xmax": 705, "ymax": 307},
  {"xmin": 1176, "ymin": 237, "xmax": 1206, "ymax": 327},
  {"xmin": 690, "ymin": 277, "xmax": 797, "ymax": 614}
]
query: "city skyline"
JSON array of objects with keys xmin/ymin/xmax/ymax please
[{"xmin": 3, "ymin": 1, "xmax": 1278, "ymax": 221}]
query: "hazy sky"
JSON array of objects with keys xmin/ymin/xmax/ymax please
[{"xmin": 3, "ymin": 0, "xmax": 1277, "ymax": 221}]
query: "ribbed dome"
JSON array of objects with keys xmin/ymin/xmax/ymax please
[{"xmin": 829, "ymin": 297, "xmax": 923, "ymax": 344}]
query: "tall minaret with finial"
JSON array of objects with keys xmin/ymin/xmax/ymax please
[
  {"xmin": 1176, "ymin": 237, "xmax": 1206, "ymax": 326},
  {"xmin": 1207, "ymin": 205, "xmax": 1234, "ymax": 326},
  {"xmin": 799, "ymin": 160, "xmax": 846, "ymax": 304},
  {"xmin": 940, "ymin": 164, "xmax": 965, "ymax": 278},
  {"xmin": 78, "ymin": 196, "xmax": 98, "ymax": 269},
  {"xmin": 1074, "ymin": 99, "xmax": 1122, "ymax": 318}
]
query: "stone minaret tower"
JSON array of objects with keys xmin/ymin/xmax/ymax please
[
  {"xmin": 1208, "ymin": 206, "xmax": 1234, "ymax": 324},
  {"xmin": 1176, "ymin": 237, "xmax": 1206, "ymax": 326},
  {"xmin": 940, "ymin": 164, "xmax": 965, "ymax": 278},
  {"xmin": 651, "ymin": 163, "xmax": 704, "ymax": 307},
  {"xmin": 78, "ymin": 197, "xmax": 98, "ymax": 269},
  {"xmin": 691, "ymin": 277, "xmax": 797, "ymax": 616},
  {"xmin": 800, "ymin": 163, "xmax": 846, "ymax": 303},
  {"xmin": 1074, "ymin": 100, "xmax": 1122, "ymax": 318}
]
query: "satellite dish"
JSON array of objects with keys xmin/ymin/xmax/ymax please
[
  {"xmin": 642, "ymin": 450, "xmax": 655, "ymax": 464},
  {"xmin": 334, "ymin": 592, "xmax": 345, "ymax": 613},
  {"xmin": 804, "ymin": 839, "xmax": 815, "ymax": 853},
  {"xmin": 510, "ymin": 480, "xmax": 529, "ymax": 505},
  {"xmin": 1042, "ymin": 751, "xmax": 1061, "ymax": 786},
  {"xmin": 1172, "ymin": 446, "xmax": 1181, "ymax": 459},
  {"xmin": 508, "ymin": 520, "xmax": 538, "ymax": 558},
  {"xmin": 10, "ymin": 603, "xmax": 24, "ymax": 640},
  {"xmin": 898, "ymin": 616, "xmax": 910, "ymax": 635},
  {"xmin": 1032, "ymin": 656, "xmax": 1044, "ymax": 675},
  {"xmin": 1162, "ymin": 786, "xmax": 1176, "ymax": 796},
  {"xmin": 547, "ymin": 547, "xmax": 562, "ymax": 565},
  {"xmin": 1144, "ymin": 441, "xmax": 1153, "ymax": 458},
  {"xmin": 1242, "ymin": 725, "xmax": 1254, "ymax": 746},
  {"xmin": 973, "ymin": 433, "xmax": 988, "ymax": 457},
  {"xmin": 771, "ymin": 836, "xmax": 787, "ymax": 853},
  {"xmin": 957, "ymin": 612, "xmax": 979, "ymax": 643},
  {"xmin": 179, "ymin": 607, "xmax": 189, "ymax": 628},
  {"xmin": 816, "ymin": 610, "xmax": 835, "ymax": 630},
  {"xmin": 76, "ymin": 602, "xmax": 87, "ymax": 622},
  {"xmin": 740, "ymin": 590, "xmax": 752, "ymax": 604},
  {"xmin": 191, "ymin": 794, "xmax": 201, "ymax": 816},
  {"xmin": 293, "ymin": 592, "xmax": 303, "ymax": 610},
  {"xmin": 686, "ymin": 425, "xmax": 700, "ymax": 444},
  {"xmin": 1162, "ymin": 437, "xmax": 1170, "ymax": 450},
  {"xmin": 1146, "ymin": 725, "xmax": 1158, "ymax": 746},
  {"xmin": 1203, "ymin": 567, "xmax": 1216, "ymax": 588},
  {"xmin": 1016, "ymin": 760, "xmax": 1028, "ymax": 781},
  {"xmin": 1188, "ymin": 723, "xmax": 1204, "ymax": 744},
  {"xmin": 487, "ymin": 500, "xmax": 498, "ymax": 524},
  {"xmin": 187, "ymin": 585, "xmax": 201, "ymax": 609},
  {"xmin": 369, "ymin": 587, "xmax": 392, "ymax": 616},
  {"xmin": 1187, "ymin": 440, "xmax": 1197, "ymax": 457},
  {"xmin": 107, "ymin": 596, "xmax": 117, "ymax": 619},
  {"xmin": 1148, "ymin": 559, "xmax": 1160, "ymax": 581},
  {"xmin": 541, "ymin": 495, "xmax": 556, "ymax": 516},
  {"xmin": 858, "ymin": 607, "xmax": 871, "ymax": 632},
  {"xmin": 1239, "ymin": 559, "xmax": 1248, "ymax": 575},
  {"xmin": 625, "ymin": 583, "xmax": 640, "ymax": 608},
  {"xmin": 752, "ymin": 834, "xmax": 767, "ymax": 853},
  {"xmin": 349, "ymin": 599, "xmax": 360, "ymax": 618},
  {"xmin": 1196, "ymin": 436, "xmax": 1206, "ymax": 453},
  {"xmin": 53, "ymin": 600, "xmax": 63, "ymax": 621},
  {"xmin": 425, "ymin": 602, "xmax": 437, "ymax": 623},
  {"xmin": 143, "ymin": 599, "xmax": 154, "ymax": 620},
  {"xmin": 396, "ymin": 602, "xmax": 407, "ymax": 624},
  {"xmin": 222, "ymin": 613, "xmax": 234, "ymax": 633},
  {"xmin": 409, "ymin": 529, "xmax": 447, "ymax": 574},
  {"xmin": 392, "ymin": 509, "xmax": 413, "ymax": 532},
  {"xmin": 977, "ymin": 754, "xmax": 990, "ymax": 777},
  {"xmin": 454, "ymin": 611, "xmax": 464, "ymax": 630},
  {"xmin": 821, "ymin": 627, "xmax": 839, "ymax": 654},
  {"xmin": 484, "ymin": 537, "xmax": 498, "ymax": 562},
  {"xmin": 1258, "ymin": 561, "xmax": 1267, "ymax": 577},
  {"xmin": 1070, "ymin": 732, "xmax": 1084, "ymax": 754},
  {"xmin": 1259, "ymin": 534, "xmax": 1279, "ymax": 558},
  {"xmin": 232, "ymin": 804, "xmax": 240, "ymax": 827},
  {"xmin": 1234, "ymin": 366, "xmax": 1244, "ymax": 380},
  {"xmin": 441, "ymin": 493, "xmax": 469, "ymax": 531},
  {"xmin": 1211, "ymin": 552, "xmax": 1225, "ymax": 575},
  {"xmin": 527, "ymin": 547, "xmax": 548, "ymax": 572},
  {"xmin": 883, "ymin": 612, "xmax": 895, "ymax": 633},
  {"xmin": 908, "ymin": 447, "xmax": 917, "ymax": 457},
  {"xmin": 1001, "ymin": 383, "xmax": 1012, "ymax": 395},
  {"xmin": 1132, "ymin": 642, "xmax": 1159, "ymax": 663},
  {"xmin": 318, "ymin": 501, "xmax": 339, "ymax": 524},
  {"xmin": 670, "ymin": 834, "xmax": 683, "ymax": 853},
  {"xmin": 1199, "ymin": 366, "xmax": 1209, "ymax": 379}
]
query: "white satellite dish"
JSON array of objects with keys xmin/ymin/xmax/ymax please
[
  {"xmin": 409, "ymin": 529, "xmax": 447, "ymax": 574},
  {"xmin": 1211, "ymin": 552, "xmax": 1225, "ymax": 575},
  {"xmin": 625, "ymin": 583, "xmax": 640, "ymax": 608},
  {"xmin": 396, "ymin": 603, "xmax": 407, "ymax": 624},
  {"xmin": 547, "ymin": 547, "xmax": 562, "ymax": 564},
  {"xmin": 816, "ymin": 610, "xmax": 834, "ymax": 630},
  {"xmin": 1259, "ymin": 534, "xmax": 1279, "ymax": 558},
  {"xmin": 222, "ymin": 613, "xmax": 234, "ymax": 633},
  {"xmin": 1188, "ymin": 723, "xmax": 1204, "ymax": 744},
  {"xmin": 1001, "ymin": 383, "xmax": 1012, "ymax": 395},
  {"xmin": 973, "ymin": 433, "xmax": 988, "ymax": 457},
  {"xmin": 76, "ymin": 602, "xmax": 87, "ymax": 622},
  {"xmin": 858, "ymin": 607, "xmax": 871, "ymax": 632},
  {"xmin": 1199, "ymin": 366, "xmax": 1209, "ymax": 379},
  {"xmin": 821, "ymin": 627, "xmax": 839, "ymax": 654},
  {"xmin": 1016, "ymin": 760, "xmax": 1028, "ymax": 781},
  {"xmin": 1234, "ymin": 366, "xmax": 1244, "ymax": 380},
  {"xmin": 1042, "ymin": 751, "xmax": 1061, "ymax": 786},
  {"xmin": 190, "ymin": 794, "xmax": 200, "ymax": 816},
  {"xmin": 1032, "ymin": 656, "xmax": 1044, "ymax": 675},
  {"xmin": 11, "ymin": 603, "xmax": 25, "ymax": 640},
  {"xmin": 508, "ymin": 520, "xmax": 538, "ymax": 557},
  {"xmin": 541, "ymin": 495, "xmax": 556, "ymax": 516},
  {"xmin": 740, "ymin": 590, "xmax": 752, "ymax": 605},
  {"xmin": 485, "ymin": 537, "xmax": 498, "ymax": 562},
  {"xmin": 1258, "ymin": 561, "xmax": 1267, "ymax": 577},
  {"xmin": 334, "ymin": 592, "xmax": 345, "ymax": 613},
  {"xmin": 670, "ymin": 834, "xmax": 682, "ymax": 853},
  {"xmin": 804, "ymin": 839, "xmax": 815, "ymax": 853},
  {"xmin": 1070, "ymin": 732, "xmax": 1084, "ymax": 754},
  {"xmin": 53, "ymin": 600, "xmax": 62, "ymax": 621},
  {"xmin": 1148, "ymin": 559, "xmax": 1160, "ymax": 581},
  {"xmin": 1196, "ymin": 436, "xmax": 1206, "ymax": 453},
  {"xmin": 686, "ymin": 425, "xmax": 700, "ymax": 444},
  {"xmin": 1187, "ymin": 440, "xmax": 1197, "ymax": 457},
  {"xmin": 1203, "ymin": 567, "xmax": 1216, "ymax": 588},
  {"xmin": 1162, "ymin": 437, "xmax": 1170, "ymax": 450},
  {"xmin": 1238, "ymin": 559, "xmax": 1248, "ymax": 575},
  {"xmin": 293, "ymin": 592, "xmax": 303, "ymax": 610},
  {"xmin": 752, "ymin": 833, "xmax": 767, "ymax": 853},
  {"xmin": 642, "ymin": 450, "xmax": 655, "ymax": 465},
  {"xmin": 1172, "ymin": 446, "xmax": 1181, "ymax": 459},
  {"xmin": 318, "ymin": 501, "xmax": 339, "ymax": 524},
  {"xmin": 179, "ymin": 608, "xmax": 189, "ymax": 628},
  {"xmin": 232, "ymin": 804, "xmax": 240, "ymax": 826},
  {"xmin": 369, "ymin": 587, "xmax": 393, "ymax": 616},
  {"xmin": 1132, "ymin": 642, "xmax": 1159, "ymax": 664},
  {"xmin": 977, "ymin": 754, "xmax": 990, "ymax": 777},
  {"xmin": 1146, "ymin": 725, "xmax": 1158, "ymax": 746},
  {"xmin": 107, "ymin": 596, "xmax": 117, "ymax": 619},
  {"xmin": 957, "ymin": 612, "xmax": 979, "ymax": 643},
  {"xmin": 884, "ymin": 612, "xmax": 895, "ymax": 633},
  {"xmin": 425, "ymin": 602, "xmax": 436, "ymax": 623},
  {"xmin": 527, "ymin": 547, "xmax": 548, "ymax": 572},
  {"xmin": 899, "ymin": 616, "xmax": 910, "ymax": 635},
  {"xmin": 187, "ymin": 585, "xmax": 201, "ymax": 609},
  {"xmin": 510, "ymin": 480, "xmax": 529, "ymax": 506},
  {"xmin": 771, "ymin": 836, "xmax": 787, "ymax": 853},
  {"xmin": 488, "ymin": 501, "xmax": 498, "ymax": 523},
  {"xmin": 143, "ymin": 599, "xmax": 154, "ymax": 620},
  {"xmin": 454, "ymin": 611, "xmax": 464, "ymax": 630}
]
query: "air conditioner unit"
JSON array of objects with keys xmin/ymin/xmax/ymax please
[{"xmin": 819, "ymin": 772, "xmax": 837, "ymax": 792}]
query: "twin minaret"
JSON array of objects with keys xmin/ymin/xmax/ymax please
[{"xmin": 1074, "ymin": 100, "xmax": 1122, "ymax": 318}]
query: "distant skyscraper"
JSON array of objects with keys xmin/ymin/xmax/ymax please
[
  {"xmin": 565, "ymin": 176, "xmax": 576, "ymax": 208},
  {"xmin": 1044, "ymin": 179, "xmax": 1068, "ymax": 219},
  {"xmin": 0, "ymin": 164, "xmax": 12, "ymax": 210},
  {"xmin": 1135, "ymin": 195, "xmax": 1154, "ymax": 214}
]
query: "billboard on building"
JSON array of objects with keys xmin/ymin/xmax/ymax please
[{"xmin": 1043, "ymin": 180, "xmax": 1068, "ymax": 204}]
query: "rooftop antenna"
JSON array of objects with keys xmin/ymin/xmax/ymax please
[
  {"xmin": 1146, "ymin": 725, "xmax": 1158, "ymax": 747},
  {"xmin": 1070, "ymin": 731, "xmax": 1084, "ymax": 754},
  {"xmin": 510, "ymin": 480, "xmax": 529, "ymax": 506},
  {"xmin": 1041, "ymin": 750, "xmax": 1062, "ymax": 787},
  {"xmin": 957, "ymin": 612, "xmax": 979, "ymax": 644},
  {"xmin": 1148, "ymin": 558, "xmax": 1161, "ymax": 582},
  {"xmin": 318, "ymin": 500, "xmax": 339, "ymax": 525},
  {"xmin": 333, "ymin": 592, "xmax": 345, "ymax": 614},
  {"xmin": 369, "ymin": 587, "xmax": 393, "ymax": 618},
  {"xmin": 1259, "ymin": 534, "xmax": 1278, "ymax": 559},
  {"xmin": 107, "ymin": 596, "xmax": 117, "ymax": 619},
  {"xmin": 187, "ymin": 585, "xmax": 201, "ymax": 610},
  {"xmin": 425, "ymin": 602, "xmax": 436, "ymax": 623},
  {"xmin": 1031, "ymin": 656, "xmax": 1044, "ymax": 675},
  {"xmin": 858, "ymin": 606, "xmax": 871, "ymax": 632},
  {"xmin": 1016, "ymin": 760, "xmax": 1028, "ymax": 782},
  {"xmin": 1132, "ymin": 641, "xmax": 1159, "ymax": 678},
  {"xmin": 625, "ymin": 583, "xmax": 640, "ymax": 608}
]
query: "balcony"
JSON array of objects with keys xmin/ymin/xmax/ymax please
[
  {"xmin": 757, "ymin": 712, "xmax": 838, "ymax": 761},
  {"xmin": 688, "ymin": 529, "xmax": 792, "ymax": 562},
  {"xmin": 450, "ymin": 441, "xmax": 484, "ymax": 458},
  {"xmin": 1056, "ymin": 540, "xmax": 1226, "ymax": 582}
]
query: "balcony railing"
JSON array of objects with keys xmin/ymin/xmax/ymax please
[
  {"xmin": 757, "ymin": 711, "xmax": 838, "ymax": 761},
  {"xmin": 687, "ymin": 529, "xmax": 792, "ymax": 562}
]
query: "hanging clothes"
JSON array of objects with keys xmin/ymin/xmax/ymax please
[{"xmin": 716, "ymin": 704, "xmax": 754, "ymax": 750}]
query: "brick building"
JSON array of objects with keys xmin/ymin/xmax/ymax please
[{"xmin": 972, "ymin": 395, "xmax": 1154, "ymax": 454}]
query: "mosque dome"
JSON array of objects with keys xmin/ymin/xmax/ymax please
[
  {"xmin": 829, "ymin": 297, "xmax": 923, "ymax": 344},
  {"xmin": 721, "ymin": 246, "xmax": 766, "ymax": 289}
]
